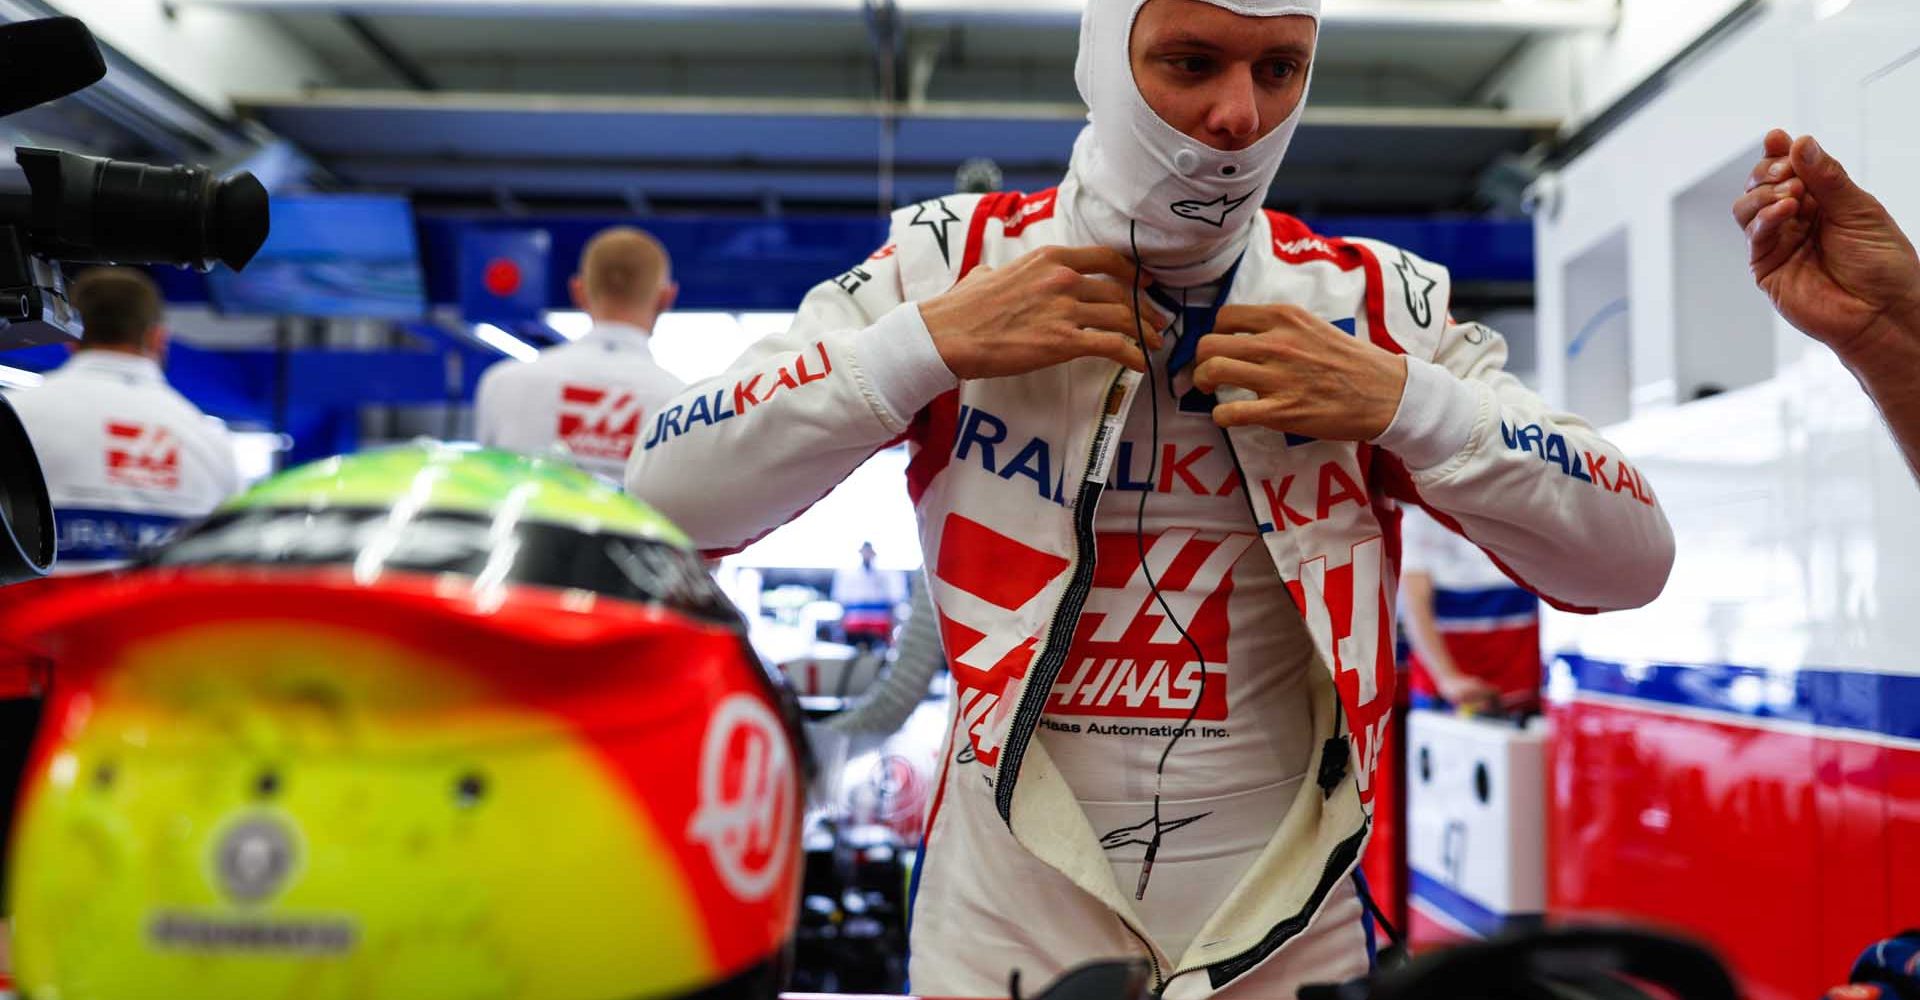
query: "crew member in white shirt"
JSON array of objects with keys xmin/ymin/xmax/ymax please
[
  {"xmin": 831, "ymin": 540, "xmax": 907, "ymax": 650},
  {"xmin": 474, "ymin": 226, "xmax": 685, "ymax": 481},
  {"xmin": 10, "ymin": 267, "xmax": 239, "ymax": 573}
]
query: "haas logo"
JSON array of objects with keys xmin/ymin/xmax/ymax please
[
  {"xmin": 557, "ymin": 384, "xmax": 644, "ymax": 461},
  {"xmin": 932, "ymin": 514, "xmax": 1069, "ymax": 769},
  {"xmin": 1047, "ymin": 530, "xmax": 1249, "ymax": 721},
  {"xmin": 688, "ymin": 695, "xmax": 797, "ymax": 902},
  {"xmin": 105, "ymin": 421, "xmax": 181, "ymax": 490}
]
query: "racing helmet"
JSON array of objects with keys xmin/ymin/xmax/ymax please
[{"xmin": 2, "ymin": 443, "xmax": 808, "ymax": 1000}]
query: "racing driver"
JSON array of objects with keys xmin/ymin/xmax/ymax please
[{"xmin": 628, "ymin": 0, "xmax": 1676, "ymax": 994}]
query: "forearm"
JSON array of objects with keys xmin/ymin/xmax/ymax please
[
  {"xmin": 626, "ymin": 302, "xmax": 955, "ymax": 551},
  {"xmin": 1398, "ymin": 575, "xmax": 1460, "ymax": 679},
  {"xmin": 1840, "ymin": 311, "xmax": 1920, "ymax": 483},
  {"xmin": 1392, "ymin": 334, "xmax": 1675, "ymax": 612}
]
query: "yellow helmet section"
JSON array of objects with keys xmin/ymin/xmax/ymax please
[{"xmin": 10, "ymin": 618, "xmax": 720, "ymax": 1000}]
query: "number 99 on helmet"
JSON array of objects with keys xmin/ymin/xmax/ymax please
[{"xmin": 0, "ymin": 444, "xmax": 810, "ymax": 1000}]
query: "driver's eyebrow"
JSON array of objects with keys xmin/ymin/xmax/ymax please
[
  {"xmin": 1148, "ymin": 32, "xmax": 1312, "ymax": 62},
  {"xmin": 1150, "ymin": 31, "xmax": 1224, "ymax": 52}
]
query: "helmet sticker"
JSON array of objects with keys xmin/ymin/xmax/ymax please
[{"xmin": 687, "ymin": 694, "xmax": 797, "ymax": 902}]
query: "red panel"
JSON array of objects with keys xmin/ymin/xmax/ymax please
[
  {"xmin": 1406, "ymin": 902, "xmax": 1473, "ymax": 952},
  {"xmin": 1362, "ymin": 675, "xmax": 1410, "ymax": 935},
  {"xmin": 1884, "ymin": 739, "xmax": 1920, "ymax": 938},
  {"xmin": 1816, "ymin": 731, "xmax": 1891, "ymax": 989},
  {"xmin": 1548, "ymin": 700, "xmax": 1822, "ymax": 1000}
]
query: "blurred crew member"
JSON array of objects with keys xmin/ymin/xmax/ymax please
[
  {"xmin": 474, "ymin": 226, "xmax": 683, "ymax": 480},
  {"xmin": 830, "ymin": 541, "xmax": 905, "ymax": 650},
  {"xmin": 1398, "ymin": 507, "xmax": 1541, "ymax": 712},
  {"xmin": 1738, "ymin": 130, "xmax": 1920, "ymax": 481},
  {"xmin": 10, "ymin": 268, "xmax": 238, "ymax": 572},
  {"xmin": 631, "ymin": 0, "xmax": 1675, "ymax": 991}
]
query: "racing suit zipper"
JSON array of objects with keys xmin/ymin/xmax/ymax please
[
  {"xmin": 993, "ymin": 368, "xmax": 1136, "ymax": 823},
  {"xmin": 1202, "ymin": 820, "xmax": 1370, "ymax": 986},
  {"xmin": 1121, "ymin": 917, "xmax": 1168, "ymax": 996},
  {"xmin": 1216, "ymin": 429, "xmax": 1268, "ymax": 538},
  {"xmin": 1192, "ymin": 431, "xmax": 1372, "ymax": 989}
]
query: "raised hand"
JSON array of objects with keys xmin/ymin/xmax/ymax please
[
  {"xmin": 1735, "ymin": 129, "xmax": 1920, "ymax": 359},
  {"xmin": 918, "ymin": 245, "xmax": 1169, "ymax": 380}
]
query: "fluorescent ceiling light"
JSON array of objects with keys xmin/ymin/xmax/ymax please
[
  {"xmin": 0, "ymin": 365, "xmax": 43, "ymax": 389},
  {"xmin": 1814, "ymin": 0, "xmax": 1854, "ymax": 17},
  {"xmin": 230, "ymin": 430, "xmax": 292, "ymax": 486},
  {"xmin": 182, "ymin": 0, "xmax": 1616, "ymax": 29},
  {"xmin": 541, "ymin": 310, "xmax": 592, "ymax": 341},
  {"xmin": 474, "ymin": 323, "xmax": 539, "ymax": 362}
]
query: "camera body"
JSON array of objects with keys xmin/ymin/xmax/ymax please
[{"xmin": 0, "ymin": 16, "xmax": 272, "ymax": 583}]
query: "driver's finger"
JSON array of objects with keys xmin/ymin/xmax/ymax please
[
  {"xmin": 1192, "ymin": 356, "xmax": 1284, "ymax": 396},
  {"xmin": 1073, "ymin": 276, "xmax": 1172, "ymax": 327},
  {"xmin": 1068, "ymin": 329, "xmax": 1149, "ymax": 372},
  {"xmin": 1211, "ymin": 398, "xmax": 1282, "ymax": 429},
  {"xmin": 1050, "ymin": 245, "xmax": 1153, "ymax": 287},
  {"xmin": 1074, "ymin": 302, "xmax": 1166, "ymax": 349}
]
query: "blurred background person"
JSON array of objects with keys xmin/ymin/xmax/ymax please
[
  {"xmin": 474, "ymin": 226, "xmax": 683, "ymax": 481},
  {"xmin": 831, "ymin": 541, "xmax": 905, "ymax": 652},
  {"xmin": 9, "ymin": 267, "xmax": 238, "ymax": 573},
  {"xmin": 1398, "ymin": 506, "xmax": 1542, "ymax": 713}
]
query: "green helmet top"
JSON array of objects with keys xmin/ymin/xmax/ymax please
[{"xmin": 226, "ymin": 442, "xmax": 692, "ymax": 547}]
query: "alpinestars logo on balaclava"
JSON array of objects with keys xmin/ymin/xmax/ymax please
[
  {"xmin": 1066, "ymin": 0, "xmax": 1322, "ymax": 286},
  {"xmin": 1170, "ymin": 191, "xmax": 1254, "ymax": 228}
]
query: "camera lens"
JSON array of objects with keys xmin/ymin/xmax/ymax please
[
  {"xmin": 85, "ymin": 159, "xmax": 271, "ymax": 272},
  {"xmin": 14, "ymin": 147, "xmax": 270, "ymax": 272}
]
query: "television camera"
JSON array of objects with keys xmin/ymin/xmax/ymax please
[{"xmin": 0, "ymin": 15, "xmax": 271, "ymax": 586}]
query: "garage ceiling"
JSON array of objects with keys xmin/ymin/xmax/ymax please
[{"xmin": 228, "ymin": 1, "xmax": 1597, "ymax": 213}]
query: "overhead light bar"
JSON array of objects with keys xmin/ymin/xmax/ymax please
[
  {"xmin": 183, "ymin": 0, "xmax": 1616, "ymax": 31},
  {"xmin": 541, "ymin": 310, "xmax": 593, "ymax": 342},
  {"xmin": 473, "ymin": 323, "xmax": 539, "ymax": 362}
]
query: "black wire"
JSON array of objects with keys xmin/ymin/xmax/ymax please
[
  {"xmin": 1358, "ymin": 875, "xmax": 1406, "ymax": 949},
  {"xmin": 1127, "ymin": 219, "xmax": 1216, "ymax": 901}
]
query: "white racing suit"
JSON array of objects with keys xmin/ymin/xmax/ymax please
[
  {"xmin": 475, "ymin": 321, "xmax": 686, "ymax": 482},
  {"xmin": 627, "ymin": 182, "xmax": 1675, "ymax": 996},
  {"xmin": 9, "ymin": 351, "xmax": 239, "ymax": 573}
]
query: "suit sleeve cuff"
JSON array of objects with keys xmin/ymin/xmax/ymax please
[
  {"xmin": 850, "ymin": 302, "xmax": 961, "ymax": 427},
  {"xmin": 1370, "ymin": 356, "xmax": 1480, "ymax": 472}
]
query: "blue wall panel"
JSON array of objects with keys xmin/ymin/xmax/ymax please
[{"xmin": 150, "ymin": 211, "xmax": 1532, "ymax": 314}]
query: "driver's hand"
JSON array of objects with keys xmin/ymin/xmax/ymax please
[{"xmin": 918, "ymin": 245, "xmax": 1168, "ymax": 380}]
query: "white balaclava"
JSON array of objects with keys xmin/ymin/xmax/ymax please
[{"xmin": 1067, "ymin": 0, "xmax": 1321, "ymax": 286}]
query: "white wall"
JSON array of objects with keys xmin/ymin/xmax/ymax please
[
  {"xmin": 1534, "ymin": 2, "xmax": 1800, "ymax": 418},
  {"xmin": 1537, "ymin": 0, "xmax": 1920, "ymax": 676},
  {"xmin": 45, "ymin": 0, "xmax": 335, "ymax": 114},
  {"xmin": 1558, "ymin": 229, "xmax": 1631, "ymax": 425},
  {"xmin": 1671, "ymin": 143, "xmax": 1776, "ymax": 399},
  {"xmin": 1481, "ymin": 0, "xmax": 1753, "ymax": 132}
]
